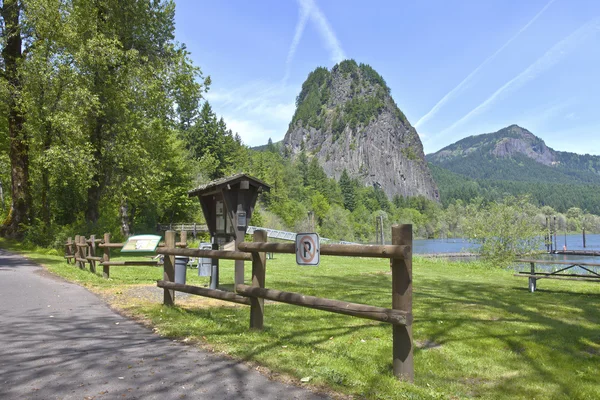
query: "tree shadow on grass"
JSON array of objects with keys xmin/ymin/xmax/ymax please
[{"xmin": 177, "ymin": 269, "xmax": 600, "ymax": 399}]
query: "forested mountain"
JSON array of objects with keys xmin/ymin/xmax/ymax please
[
  {"xmin": 427, "ymin": 125, "xmax": 600, "ymax": 184},
  {"xmin": 283, "ymin": 60, "xmax": 439, "ymax": 201},
  {"xmin": 428, "ymin": 125, "xmax": 600, "ymax": 214}
]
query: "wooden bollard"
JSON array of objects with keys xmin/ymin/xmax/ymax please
[
  {"xmin": 163, "ymin": 231, "xmax": 176, "ymax": 306},
  {"xmin": 391, "ymin": 224, "xmax": 414, "ymax": 382},
  {"xmin": 250, "ymin": 230, "xmax": 267, "ymax": 330},
  {"xmin": 103, "ymin": 233, "xmax": 111, "ymax": 279}
]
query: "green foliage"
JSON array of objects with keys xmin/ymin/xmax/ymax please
[
  {"xmin": 401, "ymin": 146, "xmax": 418, "ymax": 161},
  {"xmin": 291, "ymin": 67, "xmax": 331, "ymax": 128},
  {"xmin": 184, "ymin": 103, "xmax": 245, "ymax": 180},
  {"xmin": 334, "ymin": 59, "xmax": 358, "ymax": 76},
  {"xmin": 343, "ymin": 95, "xmax": 385, "ymax": 130},
  {"xmin": 430, "ymin": 163, "xmax": 600, "ymax": 215},
  {"xmin": 339, "ymin": 169, "xmax": 357, "ymax": 211},
  {"xmin": 331, "ymin": 110, "xmax": 345, "ymax": 142},
  {"xmin": 320, "ymin": 205, "xmax": 354, "ymax": 240},
  {"xmin": 1, "ymin": 0, "xmax": 209, "ymax": 241},
  {"xmin": 358, "ymin": 63, "xmax": 389, "ymax": 92},
  {"xmin": 465, "ymin": 197, "xmax": 544, "ymax": 264},
  {"xmin": 310, "ymin": 192, "xmax": 330, "ymax": 223}
]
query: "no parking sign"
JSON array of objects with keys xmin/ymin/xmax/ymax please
[{"xmin": 295, "ymin": 233, "xmax": 320, "ymax": 266}]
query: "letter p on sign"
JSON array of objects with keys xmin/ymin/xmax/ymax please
[{"xmin": 296, "ymin": 233, "xmax": 320, "ymax": 266}]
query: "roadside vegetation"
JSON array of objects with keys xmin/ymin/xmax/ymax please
[{"xmin": 1, "ymin": 237, "xmax": 598, "ymax": 400}]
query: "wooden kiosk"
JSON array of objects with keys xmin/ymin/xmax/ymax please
[{"xmin": 188, "ymin": 173, "xmax": 270, "ymax": 287}]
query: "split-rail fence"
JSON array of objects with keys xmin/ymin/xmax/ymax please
[{"xmin": 64, "ymin": 225, "xmax": 415, "ymax": 382}]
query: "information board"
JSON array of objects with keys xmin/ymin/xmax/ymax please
[{"xmin": 121, "ymin": 234, "xmax": 162, "ymax": 252}]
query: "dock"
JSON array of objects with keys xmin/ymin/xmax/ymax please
[
  {"xmin": 420, "ymin": 252, "xmax": 478, "ymax": 258},
  {"xmin": 552, "ymin": 250, "xmax": 600, "ymax": 257}
]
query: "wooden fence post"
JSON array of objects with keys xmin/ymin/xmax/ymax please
[
  {"xmin": 391, "ymin": 224, "xmax": 414, "ymax": 382},
  {"xmin": 79, "ymin": 236, "xmax": 86, "ymax": 270},
  {"xmin": 84, "ymin": 236, "xmax": 90, "ymax": 270},
  {"xmin": 66, "ymin": 237, "xmax": 72, "ymax": 264},
  {"xmin": 89, "ymin": 234, "xmax": 96, "ymax": 273},
  {"xmin": 250, "ymin": 230, "xmax": 267, "ymax": 330},
  {"xmin": 103, "ymin": 233, "xmax": 111, "ymax": 279},
  {"xmin": 163, "ymin": 230, "xmax": 176, "ymax": 305},
  {"xmin": 74, "ymin": 235, "xmax": 80, "ymax": 267},
  {"xmin": 180, "ymin": 230, "xmax": 187, "ymax": 247}
]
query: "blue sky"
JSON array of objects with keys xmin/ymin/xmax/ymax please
[{"xmin": 174, "ymin": 0, "xmax": 600, "ymax": 155}]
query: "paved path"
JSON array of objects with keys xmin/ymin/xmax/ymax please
[{"xmin": 0, "ymin": 249, "xmax": 327, "ymax": 400}]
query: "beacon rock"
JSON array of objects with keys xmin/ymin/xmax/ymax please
[{"xmin": 283, "ymin": 60, "xmax": 439, "ymax": 201}]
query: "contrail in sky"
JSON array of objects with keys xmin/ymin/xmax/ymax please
[
  {"xmin": 283, "ymin": 0, "xmax": 312, "ymax": 83},
  {"xmin": 304, "ymin": 0, "xmax": 347, "ymax": 64},
  {"xmin": 415, "ymin": 0, "xmax": 556, "ymax": 129},
  {"xmin": 439, "ymin": 16, "xmax": 600, "ymax": 136},
  {"xmin": 284, "ymin": 0, "xmax": 346, "ymax": 83}
]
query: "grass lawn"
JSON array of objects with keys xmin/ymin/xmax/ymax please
[{"xmin": 1, "ymin": 238, "xmax": 599, "ymax": 399}]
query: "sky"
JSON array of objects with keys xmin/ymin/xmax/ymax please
[{"xmin": 174, "ymin": 0, "xmax": 600, "ymax": 155}]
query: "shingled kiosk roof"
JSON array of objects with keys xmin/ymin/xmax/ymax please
[{"xmin": 188, "ymin": 173, "xmax": 271, "ymax": 197}]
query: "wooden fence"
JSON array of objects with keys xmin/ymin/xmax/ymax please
[
  {"xmin": 155, "ymin": 225, "xmax": 415, "ymax": 382},
  {"xmin": 64, "ymin": 232, "xmax": 188, "ymax": 279}
]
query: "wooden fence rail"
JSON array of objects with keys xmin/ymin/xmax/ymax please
[
  {"xmin": 155, "ymin": 225, "xmax": 414, "ymax": 382},
  {"xmin": 63, "ymin": 232, "xmax": 187, "ymax": 279}
]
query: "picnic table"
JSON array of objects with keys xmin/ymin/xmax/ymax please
[{"xmin": 514, "ymin": 259, "xmax": 600, "ymax": 292}]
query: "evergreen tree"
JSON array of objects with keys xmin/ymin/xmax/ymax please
[
  {"xmin": 266, "ymin": 137, "xmax": 277, "ymax": 153},
  {"xmin": 339, "ymin": 169, "xmax": 356, "ymax": 211},
  {"xmin": 296, "ymin": 151, "xmax": 309, "ymax": 186}
]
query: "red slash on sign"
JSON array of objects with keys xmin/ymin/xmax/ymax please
[{"xmin": 295, "ymin": 233, "xmax": 320, "ymax": 266}]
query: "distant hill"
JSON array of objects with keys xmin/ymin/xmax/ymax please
[
  {"xmin": 427, "ymin": 125, "xmax": 600, "ymax": 184},
  {"xmin": 282, "ymin": 60, "xmax": 439, "ymax": 201},
  {"xmin": 427, "ymin": 125, "xmax": 600, "ymax": 213}
]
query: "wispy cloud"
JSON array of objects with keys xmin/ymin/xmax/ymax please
[
  {"xmin": 517, "ymin": 98, "xmax": 576, "ymax": 128},
  {"xmin": 206, "ymin": 82, "xmax": 298, "ymax": 146},
  {"xmin": 415, "ymin": 0, "xmax": 556, "ymax": 129},
  {"xmin": 225, "ymin": 117, "xmax": 280, "ymax": 146},
  {"xmin": 439, "ymin": 16, "xmax": 600, "ymax": 136}
]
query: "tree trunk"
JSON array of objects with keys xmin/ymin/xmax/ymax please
[
  {"xmin": 85, "ymin": 67, "xmax": 106, "ymax": 223},
  {"xmin": 120, "ymin": 198, "xmax": 131, "ymax": 237},
  {"xmin": 0, "ymin": 180, "xmax": 4, "ymax": 210},
  {"xmin": 40, "ymin": 123, "xmax": 52, "ymax": 227},
  {"xmin": 1, "ymin": 0, "xmax": 31, "ymax": 239}
]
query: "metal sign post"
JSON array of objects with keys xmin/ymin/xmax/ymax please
[{"xmin": 295, "ymin": 233, "xmax": 320, "ymax": 266}]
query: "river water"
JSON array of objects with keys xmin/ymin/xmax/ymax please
[
  {"xmin": 414, "ymin": 234, "xmax": 600, "ymax": 255},
  {"xmin": 414, "ymin": 234, "xmax": 600, "ymax": 274}
]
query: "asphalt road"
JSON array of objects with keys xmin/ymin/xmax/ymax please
[{"xmin": 0, "ymin": 249, "xmax": 327, "ymax": 400}]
